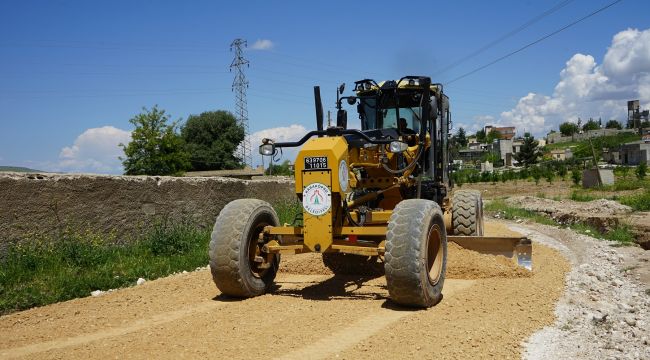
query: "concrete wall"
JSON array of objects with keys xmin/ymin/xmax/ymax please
[{"xmin": 0, "ymin": 172, "xmax": 296, "ymax": 244}]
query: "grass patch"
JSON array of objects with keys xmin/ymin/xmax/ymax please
[
  {"xmin": 570, "ymin": 190, "xmax": 599, "ymax": 202},
  {"xmin": 618, "ymin": 189, "xmax": 650, "ymax": 211},
  {"xmin": 485, "ymin": 199, "xmax": 635, "ymax": 246},
  {"xmin": 0, "ymin": 221, "xmax": 210, "ymax": 315},
  {"xmin": 273, "ymin": 200, "xmax": 302, "ymax": 225},
  {"xmin": 484, "ymin": 199, "xmax": 557, "ymax": 226}
]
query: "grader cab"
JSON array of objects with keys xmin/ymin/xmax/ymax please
[{"xmin": 209, "ymin": 76, "xmax": 531, "ymax": 308}]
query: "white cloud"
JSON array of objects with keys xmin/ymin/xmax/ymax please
[
  {"xmin": 54, "ymin": 126, "xmax": 131, "ymax": 174},
  {"xmin": 499, "ymin": 28, "xmax": 650, "ymax": 137},
  {"xmin": 250, "ymin": 39, "xmax": 274, "ymax": 51},
  {"xmin": 244, "ymin": 124, "xmax": 306, "ymax": 166}
]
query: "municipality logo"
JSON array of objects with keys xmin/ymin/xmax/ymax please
[{"xmin": 302, "ymin": 182, "xmax": 331, "ymax": 216}]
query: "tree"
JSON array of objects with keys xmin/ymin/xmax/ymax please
[
  {"xmin": 265, "ymin": 160, "xmax": 293, "ymax": 175},
  {"xmin": 486, "ymin": 129, "xmax": 501, "ymax": 143},
  {"xmin": 475, "ymin": 129, "xmax": 486, "ymax": 143},
  {"xmin": 582, "ymin": 118, "xmax": 600, "ymax": 131},
  {"xmin": 514, "ymin": 132, "xmax": 541, "ymax": 167},
  {"xmin": 636, "ymin": 163, "xmax": 647, "ymax": 180},
  {"xmin": 120, "ymin": 106, "xmax": 190, "ymax": 175},
  {"xmin": 559, "ymin": 122, "xmax": 579, "ymax": 136},
  {"xmin": 181, "ymin": 110, "xmax": 244, "ymax": 171},
  {"xmin": 605, "ymin": 120, "xmax": 622, "ymax": 129},
  {"xmin": 456, "ymin": 127, "xmax": 468, "ymax": 147},
  {"xmin": 571, "ymin": 168, "xmax": 581, "ymax": 186}
]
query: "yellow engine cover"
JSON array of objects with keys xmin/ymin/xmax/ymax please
[{"xmin": 294, "ymin": 136, "xmax": 349, "ymax": 252}]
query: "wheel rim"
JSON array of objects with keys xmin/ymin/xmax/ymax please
[
  {"xmin": 247, "ymin": 222, "xmax": 272, "ymax": 279},
  {"xmin": 426, "ymin": 224, "xmax": 443, "ymax": 285}
]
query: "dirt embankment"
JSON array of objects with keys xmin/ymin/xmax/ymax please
[
  {"xmin": 0, "ymin": 222, "xmax": 570, "ymax": 360},
  {"xmin": 505, "ymin": 196, "xmax": 650, "ymax": 249}
]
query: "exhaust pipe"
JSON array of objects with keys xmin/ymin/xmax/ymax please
[{"xmin": 314, "ymin": 86, "xmax": 324, "ymax": 137}]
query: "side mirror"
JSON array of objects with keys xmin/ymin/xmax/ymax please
[
  {"xmin": 339, "ymin": 83, "xmax": 345, "ymax": 95},
  {"xmin": 337, "ymin": 109, "xmax": 348, "ymax": 129},
  {"xmin": 346, "ymin": 96, "xmax": 357, "ymax": 105}
]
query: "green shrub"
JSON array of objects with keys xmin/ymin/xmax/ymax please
[
  {"xmin": 619, "ymin": 189, "xmax": 650, "ymax": 211},
  {"xmin": 636, "ymin": 163, "xmax": 647, "ymax": 180},
  {"xmin": 571, "ymin": 168, "xmax": 581, "ymax": 186}
]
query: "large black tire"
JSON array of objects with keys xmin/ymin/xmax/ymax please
[
  {"xmin": 452, "ymin": 190, "xmax": 484, "ymax": 236},
  {"xmin": 209, "ymin": 199, "xmax": 280, "ymax": 297},
  {"xmin": 322, "ymin": 253, "xmax": 383, "ymax": 276},
  {"xmin": 385, "ymin": 199, "xmax": 448, "ymax": 308}
]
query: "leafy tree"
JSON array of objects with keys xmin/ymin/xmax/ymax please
[
  {"xmin": 605, "ymin": 120, "xmax": 622, "ymax": 129},
  {"xmin": 531, "ymin": 166, "xmax": 542, "ymax": 185},
  {"xmin": 544, "ymin": 167, "xmax": 555, "ymax": 184},
  {"xmin": 475, "ymin": 129, "xmax": 486, "ymax": 143},
  {"xmin": 486, "ymin": 129, "xmax": 501, "ymax": 143},
  {"xmin": 514, "ymin": 132, "xmax": 541, "ymax": 167},
  {"xmin": 559, "ymin": 122, "xmax": 579, "ymax": 136},
  {"xmin": 456, "ymin": 127, "xmax": 468, "ymax": 147},
  {"xmin": 181, "ymin": 110, "xmax": 244, "ymax": 171},
  {"xmin": 582, "ymin": 118, "xmax": 600, "ymax": 131},
  {"xmin": 557, "ymin": 163, "xmax": 568, "ymax": 179},
  {"xmin": 120, "ymin": 106, "xmax": 190, "ymax": 176},
  {"xmin": 265, "ymin": 160, "xmax": 293, "ymax": 175},
  {"xmin": 571, "ymin": 168, "xmax": 581, "ymax": 186},
  {"xmin": 636, "ymin": 163, "xmax": 647, "ymax": 180}
]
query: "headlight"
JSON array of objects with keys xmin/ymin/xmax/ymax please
[
  {"xmin": 389, "ymin": 141, "xmax": 408, "ymax": 153},
  {"xmin": 259, "ymin": 144, "xmax": 275, "ymax": 156}
]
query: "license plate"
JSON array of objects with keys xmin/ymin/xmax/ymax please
[{"xmin": 304, "ymin": 156, "xmax": 328, "ymax": 170}]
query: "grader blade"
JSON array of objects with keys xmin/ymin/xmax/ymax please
[{"xmin": 448, "ymin": 236, "xmax": 532, "ymax": 270}]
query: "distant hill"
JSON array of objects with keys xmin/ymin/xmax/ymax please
[{"xmin": 0, "ymin": 166, "xmax": 44, "ymax": 173}]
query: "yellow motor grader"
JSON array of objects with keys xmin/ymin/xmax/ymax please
[{"xmin": 209, "ymin": 76, "xmax": 531, "ymax": 307}]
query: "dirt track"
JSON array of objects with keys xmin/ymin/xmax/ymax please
[{"xmin": 1, "ymin": 223, "xmax": 570, "ymax": 359}]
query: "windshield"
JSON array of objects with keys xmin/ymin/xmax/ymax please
[{"xmin": 359, "ymin": 97, "xmax": 421, "ymax": 133}]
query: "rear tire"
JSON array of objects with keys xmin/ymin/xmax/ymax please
[
  {"xmin": 322, "ymin": 253, "xmax": 383, "ymax": 276},
  {"xmin": 209, "ymin": 199, "xmax": 280, "ymax": 297},
  {"xmin": 385, "ymin": 199, "xmax": 447, "ymax": 308},
  {"xmin": 452, "ymin": 190, "xmax": 484, "ymax": 236}
]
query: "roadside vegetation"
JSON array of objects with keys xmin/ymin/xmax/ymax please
[
  {"xmin": 485, "ymin": 199, "xmax": 636, "ymax": 245},
  {"xmin": 0, "ymin": 202, "xmax": 299, "ymax": 315}
]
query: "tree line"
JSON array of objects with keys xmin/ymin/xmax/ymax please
[{"xmin": 120, "ymin": 106, "xmax": 245, "ymax": 176}]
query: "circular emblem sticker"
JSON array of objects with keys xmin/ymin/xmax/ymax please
[
  {"xmin": 302, "ymin": 182, "xmax": 331, "ymax": 216},
  {"xmin": 339, "ymin": 160, "xmax": 349, "ymax": 192}
]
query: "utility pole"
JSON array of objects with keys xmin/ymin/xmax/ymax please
[{"xmin": 230, "ymin": 39, "xmax": 252, "ymax": 168}]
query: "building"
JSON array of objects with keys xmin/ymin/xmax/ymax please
[
  {"xmin": 458, "ymin": 148, "xmax": 487, "ymax": 163},
  {"xmin": 619, "ymin": 140, "xmax": 650, "ymax": 165},
  {"xmin": 484, "ymin": 125, "xmax": 516, "ymax": 140},
  {"xmin": 550, "ymin": 148, "xmax": 573, "ymax": 161}
]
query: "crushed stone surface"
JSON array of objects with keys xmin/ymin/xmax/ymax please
[{"xmin": 512, "ymin": 222, "xmax": 650, "ymax": 360}]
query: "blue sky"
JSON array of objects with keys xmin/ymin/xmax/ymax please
[{"xmin": 1, "ymin": 0, "xmax": 649, "ymax": 173}]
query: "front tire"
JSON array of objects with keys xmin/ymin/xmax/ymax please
[
  {"xmin": 385, "ymin": 199, "xmax": 448, "ymax": 308},
  {"xmin": 209, "ymin": 199, "xmax": 280, "ymax": 297}
]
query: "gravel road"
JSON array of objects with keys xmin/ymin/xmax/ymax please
[{"xmin": 1, "ymin": 221, "xmax": 647, "ymax": 359}]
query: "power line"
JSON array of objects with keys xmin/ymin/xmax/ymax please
[
  {"xmin": 445, "ymin": 0, "xmax": 624, "ymax": 85},
  {"xmin": 433, "ymin": 0, "xmax": 575, "ymax": 77}
]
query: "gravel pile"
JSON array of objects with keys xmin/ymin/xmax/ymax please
[{"xmin": 512, "ymin": 224, "xmax": 650, "ymax": 360}]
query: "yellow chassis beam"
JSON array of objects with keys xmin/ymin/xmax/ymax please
[{"xmin": 261, "ymin": 226, "xmax": 532, "ymax": 269}]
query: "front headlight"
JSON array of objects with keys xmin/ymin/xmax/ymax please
[
  {"xmin": 259, "ymin": 143, "xmax": 275, "ymax": 156},
  {"xmin": 389, "ymin": 141, "xmax": 408, "ymax": 153}
]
